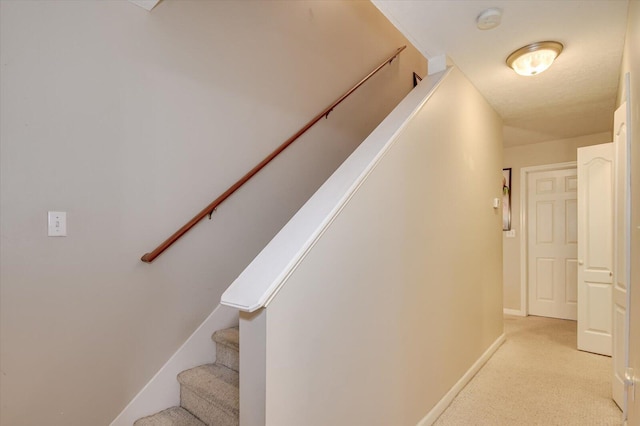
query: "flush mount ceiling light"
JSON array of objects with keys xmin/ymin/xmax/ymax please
[{"xmin": 506, "ymin": 41, "xmax": 563, "ymax": 76}]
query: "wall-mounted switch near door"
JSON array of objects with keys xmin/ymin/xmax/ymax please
[
  {"xmin": 505, "ymin": 229, "xmax": 516, "ymax": 238},
  {"xmin": 48, "ymin": 211, "xmax": 67, "ymax": 237}
]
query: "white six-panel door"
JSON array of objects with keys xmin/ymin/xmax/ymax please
[
  {"xmin": 577, "ymin": 143, "xmax": 614, "ymax": 356},
  {"xmin": 613, "ymin": 102, "xmax": 630, "ymax": 412},
  {"xmin": 527, "ymin": 168, "xmax": 578, "ymax": 320}
]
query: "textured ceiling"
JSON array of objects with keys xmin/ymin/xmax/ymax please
[{"xmin": 372, "ymin": 0, "xmax": 629, "ymax": 146}]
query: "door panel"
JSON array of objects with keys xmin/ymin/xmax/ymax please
[
  {"xmin": 536, "ymin": 258, "xmax": 554, "ymax": 300},
  {"xmin": 566, "ymin": 259, "xmax": 578, "ymax": 303},
  {"xmin": 536, "ymin": 202, "xmax": 554, "ymax": 243},
  {"xmin": 584, "ymin": 282, "xmax": 612, "ymax": 332},
  {"xmin": 566, "ymin": 199, "xmax": 578, "ymax": 243},
  {"xmin": 583, "ymin": 158, "xmax": 613, "ymax": 282},
  {"xmin": 578, "ymin": 143, "xmax": 614, "ymax": 356}
]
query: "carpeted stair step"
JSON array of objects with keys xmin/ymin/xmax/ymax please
[
  {"xmin": 212, "ymin": 327, "xmax": 239, "ymax": 372},
  {"xmin": 178, "ymin": 363, "xmax": 239, "ymax": 426},
  {"xmin": 133, "ymin": 406, "xmax": 206, "ymax": 426}
]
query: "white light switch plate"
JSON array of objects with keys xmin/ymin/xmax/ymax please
[
  {"xmin": 505, "ymin": 229, "xmax": 516, "ymax": 238},
  {"xmin": 48, "ymin": 211, "xmax": 67, "ymax": 236}
]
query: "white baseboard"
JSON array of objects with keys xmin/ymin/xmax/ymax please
[
  {"xmin": 416, "ymin": 333, "xmax": 506, "ymax": 426},
  {"xmin": 503, "ymin": 308, "xmax": 526, "ymax": 317},
  {"xmin": 110, "ymin": 304, "xmax": 238, "ymax": 426}
]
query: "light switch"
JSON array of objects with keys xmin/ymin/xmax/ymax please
[
  {"xmin": 48, "ymin": 211, "xmax": 67, "ymax": 237},
  {"xmin": 505, "ymin": 229, "xmax": 516, "ymax": 238}
]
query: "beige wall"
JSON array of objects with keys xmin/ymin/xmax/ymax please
[
  {"xmin": 261, "ymin": 67, "xmax": 504, "ymax": 425},
  {"xmin": 0, "ymin": 1, "xmax": 426, "ymax": 424},
  {"xmin": 618, "ymin": 0, "xmax": 640, "ymax": 422},
  {"xmin": 502, "ymin": 132, "xmax": 611, "ymax": 311}
]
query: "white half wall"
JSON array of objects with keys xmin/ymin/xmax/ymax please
[{"xmin": 258, "ymin": 67, "xmax": 504, "ymax": 425}]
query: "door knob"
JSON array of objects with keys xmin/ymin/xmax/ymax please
[
  {"xmin": 578, "ymin": 260, "xmax": 584, "ymax": 265},
  {"xmin": 625, "ymin": 368, "xmax": 637, "ymax": 401}
]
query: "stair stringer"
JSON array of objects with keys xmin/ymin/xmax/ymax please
[{"xmin": 110, "ymin": 303, "xmax": 239, "ymax": 426}]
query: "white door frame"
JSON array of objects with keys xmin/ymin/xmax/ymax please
[{"xmin": 519, "ymin": 161, "xmax": 577, "ymax": 316}]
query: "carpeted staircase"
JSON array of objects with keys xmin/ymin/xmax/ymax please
[{"xmin": 134, "ymin": 327, "xmax": 239, "ymax": 426}]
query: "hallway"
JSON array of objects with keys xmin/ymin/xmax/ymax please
[{"xmin": 434, "ymin": 315, "xmax": 623, "ymax": 425}]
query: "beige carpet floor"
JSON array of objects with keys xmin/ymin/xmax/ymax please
[{"xmin": 433, "ymin": 315, "xmax": 623, "ymax": 426}]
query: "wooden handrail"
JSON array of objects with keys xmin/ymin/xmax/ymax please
[{"xmin": 141, "ymin": 46, "xmax": 407, "ymax": 263}]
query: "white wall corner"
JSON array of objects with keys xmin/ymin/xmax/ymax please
[
  {"xmin": 128, "ymin": 0, "xmax": 162, "ymax": 11},
  {"xmin": 428, "ymin": 55, "xmax": 447, "ymax": 75}
]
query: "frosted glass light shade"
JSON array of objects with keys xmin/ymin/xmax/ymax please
[{"xmin": 506, "ymin": 41, "xmax": 563, "ymax": 76}]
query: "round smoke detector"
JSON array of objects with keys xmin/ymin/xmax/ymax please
[{"xmin": 476, "ymin": 8, "xmax": 502, "ymax": 30}]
